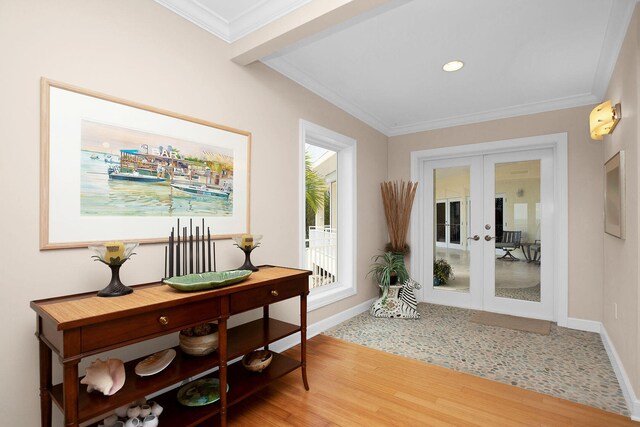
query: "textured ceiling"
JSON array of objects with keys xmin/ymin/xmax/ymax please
[{"xmin": 157, "ymin": 0, "xmax": 637, "ymax": 136}]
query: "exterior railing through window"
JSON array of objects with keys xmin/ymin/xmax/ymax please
[{"xmin": 305, "ymin": 226, "xmax": 337, "ymax": 289}]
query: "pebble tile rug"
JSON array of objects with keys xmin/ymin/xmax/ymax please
[{"xmin": 323, "ymin": 303, "xmax": 628, "ymax": 416}]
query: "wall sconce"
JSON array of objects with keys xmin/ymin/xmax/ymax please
[{"xmin": 590, "ymin": 100, "xmax": 621, "ymax": 140}]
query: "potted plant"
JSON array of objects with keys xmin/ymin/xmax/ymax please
[
  {"xmin": 433, "ymin": 258, "xmax": 453, "ymax": 286},
  {"xmin": 368, "ymin": 251, "xmax": 408, "ymax": 298}
]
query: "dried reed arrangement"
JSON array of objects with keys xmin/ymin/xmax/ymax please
[{"xmin": 381, "ymin": 180, "xmax": 418, "ymax": 252}]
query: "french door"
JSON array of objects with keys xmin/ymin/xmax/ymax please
[{"xmin": 423, "ymin": 149, "xmax": 554, "ymax": 320}]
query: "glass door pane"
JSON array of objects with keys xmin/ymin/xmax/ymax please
[
  {"xmin": 492, "ymin": 160, "xmax": 541, "ymax": 302},
  {"xmin": 483, "ymin": 148, "xmax": 553, "ymax": 320},
  {"xmin": 434, "ymin": 167, "xmax": 470, "ymax": 293}
]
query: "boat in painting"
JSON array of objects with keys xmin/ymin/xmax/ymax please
[
  {"xmin": 109, "ymin": 169, "xmax": 168, "ymax": 183},
  {"xmin": 103, "ymin": 148, "xmax": 233, "ymax": 197},
  {"xmin": 171, "ymin": 183, "xmax": 230, "ymax": 198},
  {"xmin": 107, "ymin": 149, "xmax": 175, "ymax": 183}
]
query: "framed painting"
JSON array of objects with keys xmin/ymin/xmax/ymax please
[
  {"xmin": 40, "ymin": 78, "xmax": 251, "ymax": 249},
  {"xmin": 604, "ymin": 150, "xmax": 625, "ymax": 239}
]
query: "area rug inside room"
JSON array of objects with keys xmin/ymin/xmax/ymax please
[{"xmin": 323, "ymin": 303, "xmax": 628, "ymax": 416}]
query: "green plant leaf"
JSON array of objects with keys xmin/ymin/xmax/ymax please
[{"xmin": 305, "ymin": 151, "xmax": 327, "ymax": 214}]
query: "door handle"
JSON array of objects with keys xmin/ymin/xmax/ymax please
[
  {"xmin": 485, "ymin": 235, "xmax": 495, "ymax": 241},
  {"xmin": 467, "ymin": 235, "xmax": 480, "ymax": 241}
]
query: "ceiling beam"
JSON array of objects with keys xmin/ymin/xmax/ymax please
[{"xmin": 230, "ymin": 0, "xmax": 391, "ymax": 65}]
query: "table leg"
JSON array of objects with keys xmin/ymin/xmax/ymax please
[
  {"xmin": 38, "ymin": 339, "xmax": 52, "ymax": 427},
  {"xmin": 263, "ymin": 305, "xmax": 269, "ymax": 351},
  {"xmin": 218, "ymin": 317, "xmax": 228, "ymax": 427},
  {"xmin": 300, "ymin": 292, "xmax": 309, "ymax": 391},
  {"xmin": 63, "ymin": 360, "xmax": 80, "ymax": 427}
]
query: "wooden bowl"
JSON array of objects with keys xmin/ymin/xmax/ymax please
[
  {"xmin": 179, "ymin": 324, "xmax": 219, "ymax": 356},
  {"xmin": 242, "ymin": 350, "xmax": 272, "ymax": 372}
]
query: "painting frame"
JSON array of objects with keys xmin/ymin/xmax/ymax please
[
  {"xmin": 604, "ymin": 150, "xmax": 625, "ymax": 239},
  {"xmin": 40, "ymin": 78, "xmax": 251, "ymax": 250}
]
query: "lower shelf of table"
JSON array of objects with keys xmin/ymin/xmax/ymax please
[
  {"xmin": 87, "ymin": 352, "xmax": 301, "ymax": 427},
  {"xmin": 49, "ymin": 318, "xmax": 300, "ymax": 423}
]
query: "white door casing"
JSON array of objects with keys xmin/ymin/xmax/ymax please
[{"xmin": 410, "ymin": 133, "xmax": 568, "ymax": 325}]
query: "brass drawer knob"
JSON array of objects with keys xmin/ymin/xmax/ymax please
[
  {"xmin": 270, "ymin": 290, "xmax": 279, "ymax": 297},
  {"xmin": 158, "ymin": 316, "xmax": 169, "ymax": 325}
]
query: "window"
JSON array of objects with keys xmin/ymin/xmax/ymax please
[
  {"xmin": 304, "ymin": 144, "xmax": 337, "ymax": 289},
  {"xmin": 299, "ymin": 120, "xmax": 356, "ymax": 311}
]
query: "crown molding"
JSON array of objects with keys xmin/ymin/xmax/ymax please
[
  {"xmin": 154, "ymin": 0, "xmax": 231, "ymax": 41},
  {"xmin": 386, "ymin": 93, "xmax": 599, "ymax": 136},
  {"xmin": 154, "ymin": 0, "xmax": 313, "ymax": 43},
  {"xmin": 231, "ymin": 0, "xmax": 313, "ymax": 41},
  {"xmin": 263, "ymin": 56, "xmax": 393, "ymax": 136},
  {"xmin": 591, "ymin": 0, "xmax": 637, "ymax": 99}
]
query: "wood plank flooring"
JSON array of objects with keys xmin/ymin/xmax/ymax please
[{"xmin": 225, "ymin": 335, "xmax": 637, "ymax": 426}]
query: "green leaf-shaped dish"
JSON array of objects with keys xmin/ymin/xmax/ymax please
[{"xmin": 163, "ymin": 270, "xmax": 252, "ymax": 292}]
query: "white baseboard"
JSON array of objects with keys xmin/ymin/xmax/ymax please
[
  {"xmin": 600, "ymin": 324, "xmax": 640, "ymax": 420},
  {"xmin": 566, "ymin": 317, "xmax": 601, "ymax": 333},
  {"xmin": 270, "ymin": 297, "xmax": 375, "ymax": 353}
]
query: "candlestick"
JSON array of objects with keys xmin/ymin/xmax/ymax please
[
  {"xmin": 207, "ymin": 227, "xmax": 212, "ymax": 272},
  {"xmin": 195, "ymin": 226, "xmax": 200, "ymax": 273},
  {"xmin": 89, "ymin": 242, "xmax": 138, "ymax": 297},
  {"xmin": 189, "ymin": 219, "xmax": 193, "ymax": 273},
  {"xmin": 176, "ymin": 225, "xmax": 181, "ymax": 276},
  {"xmin": 183, "ymin": 226, "xmax": 187, "ymax": 274},
  {"xmin": 169, "ymin": 227, "xmax": 175, "ymax": 277},
  {"xmin": 201, "ymin": 218, "xmax": 206, "ymax": 272}
]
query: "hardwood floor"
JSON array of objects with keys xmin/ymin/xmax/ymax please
[{"xmin": 225, "ymin": 335, "xmax": 637, "ymax": 426}]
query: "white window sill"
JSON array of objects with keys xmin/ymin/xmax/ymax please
[{"xmin": 308, "ymin": 282, "xmax": 357, "ymax": 311}]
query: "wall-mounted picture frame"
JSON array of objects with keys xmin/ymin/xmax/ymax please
[
  {"xmin": 40, "ymin": 78, "xmax": 251, "ymax": 249},
  {"xmin": 604, "ymin": 150, "xmax": 625, "ymax": 239}
]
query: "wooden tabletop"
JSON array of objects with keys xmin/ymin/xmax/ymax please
[{"xmin": 31, "ymin": 266, "xmax": 309, "ymax": 330}]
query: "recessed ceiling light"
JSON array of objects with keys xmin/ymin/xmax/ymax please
[{"xmin": 443, "ymin": 60, "xmax": 464, "ymax": 72}]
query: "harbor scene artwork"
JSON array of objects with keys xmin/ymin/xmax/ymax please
[
  {"xmin": 41, "ymin": 79, "xmax": 250, "ymax": 249},
  {"xmin": 80, "ymin": 120, "xmax": 234, "ymax": 217}
]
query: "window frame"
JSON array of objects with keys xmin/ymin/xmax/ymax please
[{"xmin": 299, "ymin": 119, "xmax": 357, "ymax": 311}]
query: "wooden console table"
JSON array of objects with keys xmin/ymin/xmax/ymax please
[{"xmin": 31, "ymin": 266, "xmax": 310, "ymax": 427}]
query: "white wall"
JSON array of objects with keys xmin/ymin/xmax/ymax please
[{"xmin": 0, "ymin": 1, "xmax": 388, "ymax": 425}]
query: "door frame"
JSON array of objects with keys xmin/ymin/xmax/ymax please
[{"xmin": 410, "ymin": 133, "xmax": 568, "ymax": 325}]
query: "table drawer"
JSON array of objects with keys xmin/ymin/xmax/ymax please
[
  {"xmin": 230, "ymin": 279, "xmax": 304, "ymax": 313},
  {"xmin": 81, "ymin": 299, "xmax": 221, "ymax": 353}
]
